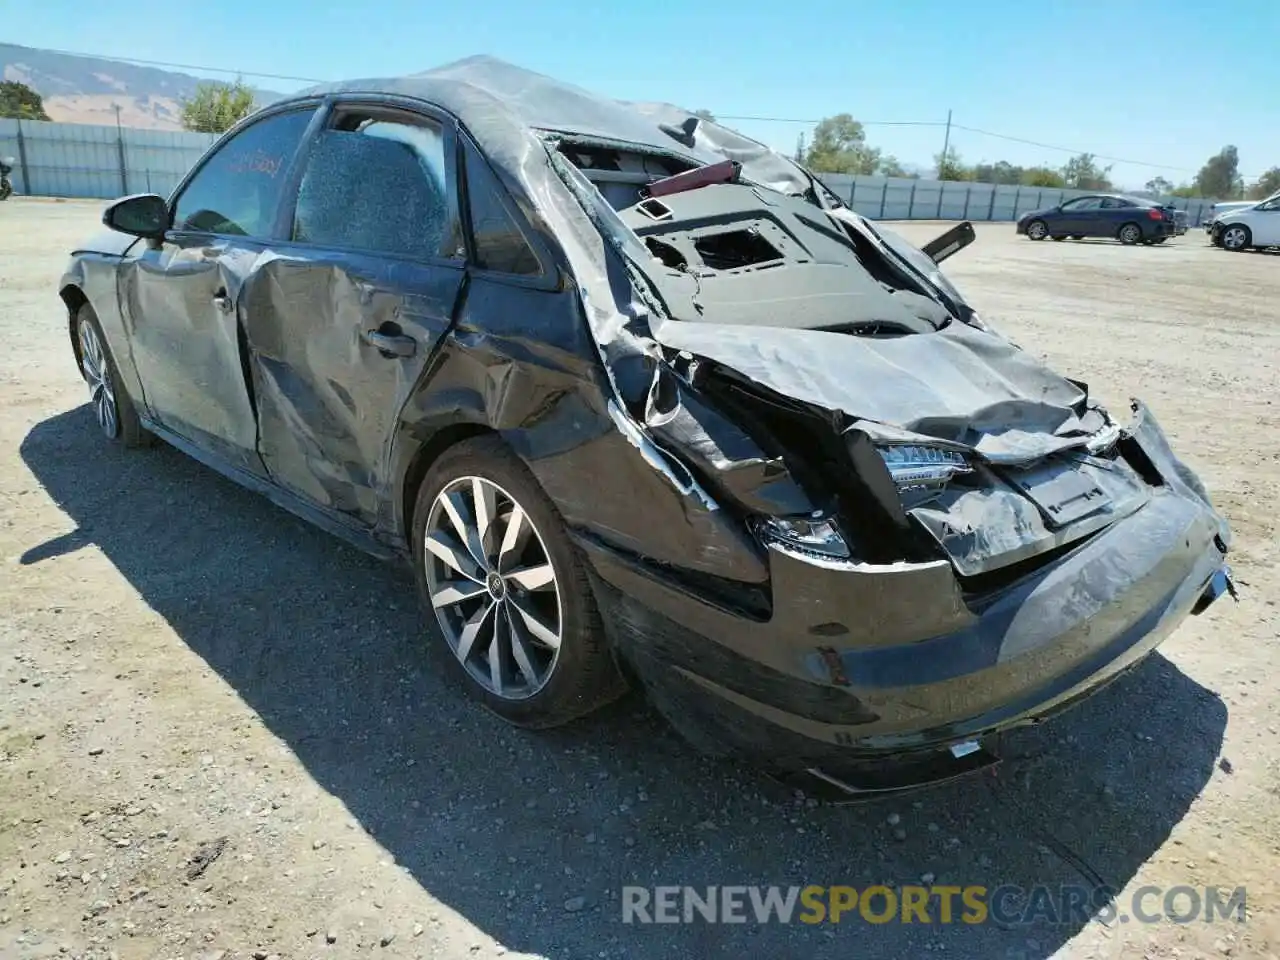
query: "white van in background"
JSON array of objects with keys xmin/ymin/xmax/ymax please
[{"xmin": 1203, "ymin": 199, "xmax": 1259, "ymax": 234}]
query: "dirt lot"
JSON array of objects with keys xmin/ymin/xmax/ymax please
[{"xmin": 1, "ymin": 200, "xmax": 1277, "ymax": 960}]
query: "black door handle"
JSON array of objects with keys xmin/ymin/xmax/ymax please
[{"xmin": 363, "ymin": 329, "xmax": 417, "ymax": 358}]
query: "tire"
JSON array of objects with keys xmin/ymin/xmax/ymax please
[
  {"xmin": 75, "ymin": 304, "xmax": 150, "ymax": 448},
  {"xmin": 1025, "ymin": 219, "xmax": 1048, "ymax": 241},
  {"xmin": 1220, "ymin": 224, "xmax": 1251, "ymax": 252},
  {"xmin": 1071, "ymin": 235, "xmax": 1084, "ymax": 240},
  {"xmin": 410, "ymin": 435, "xmax": 627, "ymax": 728},
  {"xmin": 1118, "ymin": 222, "xmax": 1143, "ymax": 245}
]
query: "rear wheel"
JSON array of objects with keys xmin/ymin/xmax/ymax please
[
  {"xmin": 1221, "ymin": 224, "xmax": 1251, "ymax": 251},
  {"xmin": 411, "ymin": 436, "xmax": 627, "ymax": 728},
  {"xmin": 1026, "ymin": 219, "xmax": 1048, "ymax": 241},
  {"xmin": 1118, "ymin": 222, "xmax": 1142, "ymax": 245},
  {"xmin": 75, "ymin": 305, "xmax": 149, "ymax": 448}
]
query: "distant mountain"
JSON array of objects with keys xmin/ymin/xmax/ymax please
[{"xmin": 0, "ymin": 43, "xmax": 284, "ymax": 130}]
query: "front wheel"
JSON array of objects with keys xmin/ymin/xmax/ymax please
[
  {"xmin": 411, "ymin": 436, "xmax": 627, "ymax": 728},
  {"xmin": 1025, "ymin": 219, "xmax": 1049, "ymax": 241},
  {"xmin": 1118, "ymin": 222, "xmax": 1142, "ymax": 245},
  {"xmin": 75, "ymin": 305, "xmax": 150, "ymax": 447},
  {"xmin": 1221, "ymin": 225, "xmax": 1251, "ymax": 251}
]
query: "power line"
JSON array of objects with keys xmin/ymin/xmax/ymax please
[
  {"xmin": 950, "ymin": 124, "xmax": 1188, "ymax": 172},
  {"xmin": 29, "ymin": 46, "xmax": 325, "ymax": 85},
  {"xmin": 716, "ymin": 115, "xmax": 945, "ymax": 127}
]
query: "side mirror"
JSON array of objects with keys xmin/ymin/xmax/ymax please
[
  {"xmin": 103, "ymin": 193, "xmax": 169, "ymax": 239},
  {"xmin": 920, "ymin": 221, "xmax": 976, "ymax": 264}
]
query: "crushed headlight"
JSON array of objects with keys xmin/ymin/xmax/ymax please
[
  {"xmin": 877, "ymin": 444, "xmax": 972, "ymax": 492},
  {"xmin": 753, "ymin": 513, "xmax": 851, "ymax": 559}
]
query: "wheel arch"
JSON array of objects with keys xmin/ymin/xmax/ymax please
[
  {"xmin": 395, "ymin": 421, "xmax": 504, "ymax": 544},
  {"xmin": 60, "ymin": 284, "xmax": 89, "ymax": 377},
  {"xmin": 1221, "ymin": 222, "xmax": 1252, "ymax": 248}
]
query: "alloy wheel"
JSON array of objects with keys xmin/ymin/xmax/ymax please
[
  {"xmin": 1027, "ymin": 221, "xmax": 1047, "ymax": 240},
  {"xmin": 1222, "ymin": 227, "xmax": 1248, "ymax": 251},
  {"xmin": 79, "ymin": 319, "xmax": 119, "ymax": 438},
  {"xmin": 1119, "ymin": 224, "xmax": 1141, "ymax": 245},
  {"xmin": 422, "ymin": 476, "xmax": 563, "ymax": 700}
]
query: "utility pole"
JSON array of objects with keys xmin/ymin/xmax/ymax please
[
  {"xmin": 939, "ymin": 108, "xmax": 952, "ymax": 171},
  {"xmin": 936, "ymin": 109, "xmax": 953, "ymax": 217},
  {"xmin": 113, "ymin": 103, "xmax": 128, "ymax": 195}
]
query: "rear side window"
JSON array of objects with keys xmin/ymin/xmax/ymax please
[
  {"xmin": 172, "ymin": 108, "xmax": 314, "ymax": 237},
  {"xmin": 463, "ymin": 141, "xmax": 541, "ymax": 276},
  {"xmin": 292, "ymin": 117, "xmax": 455, "ymax": 261}
]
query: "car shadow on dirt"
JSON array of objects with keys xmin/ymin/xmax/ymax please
[{"xmin": 20, "ymin": 407, "xmax": 1229, "ymax": 960}]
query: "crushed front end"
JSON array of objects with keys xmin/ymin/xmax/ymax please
[
  {"xmin": 544, "ymin": 127, "xmax": 1234, "ymax": 791},
  {"xmin": 578, "ymin": 390, "xmax": 1233, "ymax": 793}
]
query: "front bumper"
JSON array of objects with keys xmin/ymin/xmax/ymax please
[{"xmin": 579, "ymin": 402, "xmax": 1233, "ymax": 787}]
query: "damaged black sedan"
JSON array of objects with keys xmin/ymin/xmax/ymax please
[{"xmin": 60, "ymin": 57, "xmax": 1235, "ymax": 794}]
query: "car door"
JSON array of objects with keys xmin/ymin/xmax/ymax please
[
  {"xmin": 120, "ymin": 104, "xmax": 319, "ymax": 473},
  {"xmin": 1050, "ymin": 197, "xmax": 1083, "ymax": 234},
  {"xmin": 1099, "ymin": 196, "xmax": 1134, "ymax": 233},
  {"xmin": 1058, "ymin": 196, "xmax": 1103, "ymax": 236},
  {"xmin": 1247, "ymin": 195, "xmax": 1280, "ymax": 244},
  {"xmin": 239, "ymin": 100, "xmax": 467, "ymax": 525}
]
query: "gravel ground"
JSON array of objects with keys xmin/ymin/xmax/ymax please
[{"xmin": 1, "ymin": 200, "xmax": 1277, "ymax": 960}]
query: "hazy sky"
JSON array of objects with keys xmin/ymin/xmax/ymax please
[{"xmin": 14, "ymin": 0, "xmax": 1279, "ymax": 188}]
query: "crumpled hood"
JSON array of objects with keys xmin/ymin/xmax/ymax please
[{"xmin": 650, "ymin": 316, "xmax": 1107, "ymax": 464}]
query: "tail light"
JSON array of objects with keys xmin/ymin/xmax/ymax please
[{"xmin": 1148, "ymin": 208, "xmax": 1164, "ymax": 220}]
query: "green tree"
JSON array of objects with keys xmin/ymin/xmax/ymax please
[
  {"xmin": 1021, "ymin": 166, "xmax": 1066, "ymax": 188},
  {"xmin": 180, "ymin": 78, "xmax": 256, "ymax": 134},
  {"xmin": 934, "ymin": 146, "xmax": 971, "ymax": 181},
  {"xmin": 804, "ymin": 114, "xmax": 882, "ymax": 175},
  {"xmin": 972, "ymin": 160, "xmax": 1024, "ymax": 184},
  {"xmin": 1061, "ymin": 153, "xmax": 1113, "ymax": 190},
  {"xmin": 1170, "ymin": 183, "xmax": 1199, "ymax": 198},
  {"xmin": 1144, "ymin": 176, "xmax": 1174, "ymax": 196},
  {"xmin": 1193, "ymin": 146, "xmax": 1243, "ymax": 199},
  {"xmin": 0, "ymin": 80, "xmax": 51, "ymax": 121},
  {"xmin": 1248, "ymin": 166, "xmax": 1280, "ymax": 200},
  {"xmin": 1187, "ymin": 145, "xmax": 1239, "ymax": 198},
  {"xmin": 877, "ymin": 155, "xmax": 908, "ymax": 177}
]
